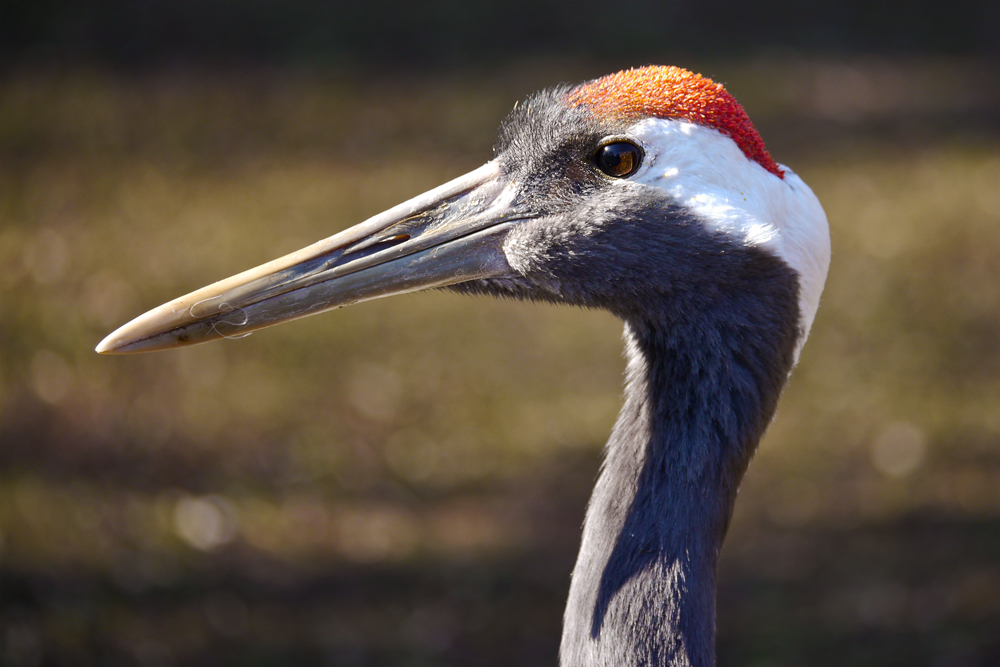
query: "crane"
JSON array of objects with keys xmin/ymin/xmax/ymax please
[{"xmin": 97, "ymin": 66, "xmax": 831, "ymax": 667}]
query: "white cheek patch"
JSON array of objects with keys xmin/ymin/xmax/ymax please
[{"xmin": 628, "ymin": 118, "xmax": 831, "ymax": 359}]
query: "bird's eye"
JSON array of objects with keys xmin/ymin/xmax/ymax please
[{"xmin": 594, "ymin": 142, "xmax": 642, "ymax": 178}]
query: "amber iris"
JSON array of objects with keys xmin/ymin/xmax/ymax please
[{"xmin": 594, "ymin": 142, "xmax": 642, "ymax": 178}]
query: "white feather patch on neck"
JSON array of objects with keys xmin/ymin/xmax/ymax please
[{"xmin": 628, "ymin": 117, "xmax": 831, "ymax": 360}]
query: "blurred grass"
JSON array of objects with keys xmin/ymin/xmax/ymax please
[{"xmin": 1, "ymin": 57, "xmax": 1000, "ymax": 666}]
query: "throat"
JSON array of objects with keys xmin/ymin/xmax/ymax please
[{"xmin": 560, "ymin": 309, "xmax": 798, "ymax": 667}]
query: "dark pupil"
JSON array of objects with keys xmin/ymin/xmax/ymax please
[{"xmin": 598, "ymin": 143, "xmax": 639, "ymax": 177}]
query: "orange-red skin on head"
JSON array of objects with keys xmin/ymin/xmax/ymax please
[{"xmin": 567, "ymin": 66, "xmax": 784, "ymax": 179}]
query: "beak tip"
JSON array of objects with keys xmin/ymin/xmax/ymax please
[
  {"xmin": 95, "ymin": 331, "xmax": 126, "ymax": 355},
  {"xmin": 96, "ymin": 320, "xmax": 153, "ymax": 355}
]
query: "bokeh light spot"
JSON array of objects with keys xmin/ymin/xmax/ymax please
[
  {"xmin": 871, "ymin": 421, "xmax": 927, "ymax": 478},
  {"xmin": 173, "ymin": 495, "xmax": 238, "ymax": 551}
]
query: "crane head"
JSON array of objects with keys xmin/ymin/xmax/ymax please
[{"xmin": 97, "ymin": 66, "xmax": 829, "ymax": 357}]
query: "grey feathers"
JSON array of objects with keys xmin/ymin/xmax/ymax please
[{"xmin": 458, "ymin": 86, "xmax": 803, "ymax": 667}]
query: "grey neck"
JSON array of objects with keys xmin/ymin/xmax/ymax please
[{"xmin": 560, "ymin": 307, "xmax": 797, "ymax": 667}]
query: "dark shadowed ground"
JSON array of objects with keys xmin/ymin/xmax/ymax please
[{"xmin": 2, "ymin": 57, "xmax": 1000, "ymax": 666}]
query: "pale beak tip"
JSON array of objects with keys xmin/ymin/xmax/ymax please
[
  {"xmin": 95, "ymin": 330, "xmax": 129, "ymax": 355},
  {"xmin": 95, "ymin": 321, "xmax": 156, "ymax": 355}
]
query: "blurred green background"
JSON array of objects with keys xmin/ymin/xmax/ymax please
[{"xmin": 2, "ymin": 2, "xmax": 1000, "ymax": 666}]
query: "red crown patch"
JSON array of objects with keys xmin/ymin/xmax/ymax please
[{"xmin": 567, "ymin": 66, "xmax": 783, "ymax": 178}]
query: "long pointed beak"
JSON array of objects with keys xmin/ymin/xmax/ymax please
[{"xmin": 97, "ymin": 161, "xmax": 520, "ymax": 354}]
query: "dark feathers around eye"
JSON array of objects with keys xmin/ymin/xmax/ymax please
[{"xmin": 493, "ymin": 86, "xmax": 638, "ymax": 211}]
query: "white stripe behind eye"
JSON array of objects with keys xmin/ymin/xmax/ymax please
[{"xmin": 628, "ymin": 117, "xmax": 831, "ymax": 361}]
